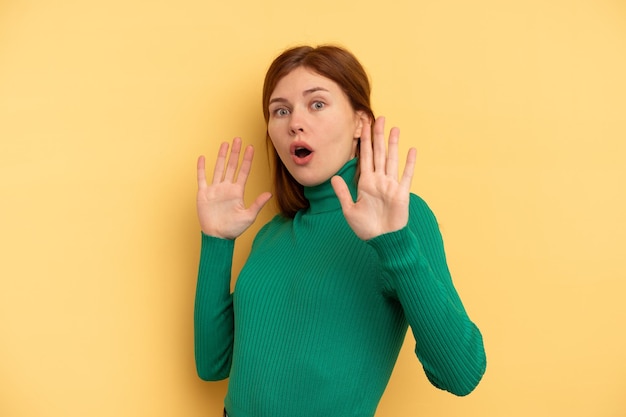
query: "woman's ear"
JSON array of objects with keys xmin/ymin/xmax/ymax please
[{"xmin": 353, "ymin": 111, "xmax": 370, "ymax": 139}]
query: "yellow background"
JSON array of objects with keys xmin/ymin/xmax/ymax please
[{"xmin": 1, "ymin": 0, "xmax": 625, "ymax": 416}]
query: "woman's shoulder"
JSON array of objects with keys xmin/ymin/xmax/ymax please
[
  {"xmin": 408, "ymin": 192, "xmax": 441, "ymax": 228},
  {"xmin": 409, "ymin": 192, "xmax": 433, "ymax": 213}
]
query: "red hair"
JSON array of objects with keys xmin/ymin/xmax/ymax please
[{"xmin": 262, "ymin": 45, "xmax": 375, "ymax": 218}]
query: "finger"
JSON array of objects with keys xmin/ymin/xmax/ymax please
[
  {"xmin": 236, "ymin": 145, "xmax": 255, "ymax": 186},
  {"xmin": 248, "ymin": 191, "xmax": 273, "ymax": 216},
  {"xmin": 211, "ymin": 142, "xmax": 229, "ymax": 184},
  {"xmin": 400, "ymin": 147, "xmax": 417, "ymax": 190},
  {"xmin": 331, "ymin": 176, "xmax": 355, "ymax": 211},
  {"xmin": 386, "ymin": 127, "xmax": 400, "ymax": 178},
  {"xmin": 359, "ymin": 118, "xmax": 373, "ymax": 173},
  {"xmin": 373, "ymin": 116, "xmax": 387, "ymax": 172},
  {"xmin": 223, "ymin": 137, "xmax": 242, "ymax": 182},
  {"xmin": 197, "ymin": 155, "xmax": 207, "ymax": 189}
]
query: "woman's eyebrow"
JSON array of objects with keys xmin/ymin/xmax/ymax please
[
  {"xmin": 269, "ymin": 97, "xmax": 288, "ymax": 105},
  {"xmin": 303, "ymin": 87, "xmax": 329, "ymax": 96},
  {"xmin": 269, "ymin": 87, "xmax": 330, "ymax": 105}
]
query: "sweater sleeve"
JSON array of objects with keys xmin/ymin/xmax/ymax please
[
  {"xmin": 367, "ymin": 194, "xmax": 486, "ymax": 396},
  {"xmin": 194, "ymin": 232, "xmax": 235, "ymax": 381}
]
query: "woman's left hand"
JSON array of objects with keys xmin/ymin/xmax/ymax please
[{"xmin": 332, "ymin": 116, "xmax": 417, "ymax": 241}]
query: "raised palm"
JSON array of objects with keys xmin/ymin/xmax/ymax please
[
  {"xmin": 331, "ymin": 117, "xmax": 417, "ymax": 241},
  {"xmin": 197, "ymin": 138, "xmax": 272, "ymax": 240}
]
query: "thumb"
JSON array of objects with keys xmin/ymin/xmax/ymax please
[
  {"xmin": 331, "ymin": 176, "xmax": 354, "ymax": 211},
  {"xmin": 248, "ymin": 191, "xmax": 273, "ymax": 216}
]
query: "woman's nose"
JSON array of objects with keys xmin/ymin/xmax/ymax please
[
  {"xmin": 289, "ymin": 125, "xmax": 304, "ymax": 136},
  {"xmin": 288, "ymin": 109, "xmax": 305, "ymax": 136}
]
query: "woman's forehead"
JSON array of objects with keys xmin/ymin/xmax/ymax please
[{"xmin": 270, "ymin": 67, "xmax": 340, "ymax": 98}]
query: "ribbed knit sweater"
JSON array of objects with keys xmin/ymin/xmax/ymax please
[{"xmin": 194, "ymin": 158, "xmax": 486, "ymax": 417}]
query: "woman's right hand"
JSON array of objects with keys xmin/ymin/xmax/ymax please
[{"xmin": 197, "ymin": 137, "xmax": 272, "ymax": 240}]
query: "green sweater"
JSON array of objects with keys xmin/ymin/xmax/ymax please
[{"xmin": 194, "ymin": 158, "xmax": 486, "ymax": 417}]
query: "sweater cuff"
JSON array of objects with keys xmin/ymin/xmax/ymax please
[
  {"xmin": 200, "ymin": 231, "xmax": 235, "ymax": 252},
  {"xmin": 198, "ymin": 232, "xmax": 235, "ymax": 293},
  {"xmin": 367, "ymin": 226, "xmax": 423, "ymax": 270}
]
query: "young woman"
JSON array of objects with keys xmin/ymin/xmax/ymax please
[{"xmin": 194, "ymin": 45, "xmax": 486, "ymax": 417}]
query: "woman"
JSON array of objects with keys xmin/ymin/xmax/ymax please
[{"xmin": 195, "ymin": 45, "xmax": 486, "ymax": 417}]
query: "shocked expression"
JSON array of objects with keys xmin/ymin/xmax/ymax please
[{"xmin": 267, "ymin": 67, "xmax": 364, "ymax": 187}]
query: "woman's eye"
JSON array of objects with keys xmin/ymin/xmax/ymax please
[
  {"xmin": 312, "ymin": 101, "xmax": 325, "ymax": 110},
  {"xmin": 273, "ymin": 108, "xmax": 290, "ymax": 117}
]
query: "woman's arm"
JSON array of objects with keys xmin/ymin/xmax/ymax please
[
  {"xmin": 368, "ymin": 195, "xmax": 486, "ymax": 396},
  {"xmin": 194, "ymin": 234, "xmax": 235, "ymax": 381},
  {"xmin": 332, "ymin": 115, "xmax": 485, "ymax": 394},
  {"xmin": 194, "ymin": 137, "xmax": 271, "ymax": 380}
]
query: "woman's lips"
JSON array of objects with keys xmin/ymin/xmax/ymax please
[
  {"xmin": 292, "ymin": 149, "xmax": 314, "ymax": 165},
  {"xmin": 290, "ymin": 142, "xmax": 314, "ymax": 165}
]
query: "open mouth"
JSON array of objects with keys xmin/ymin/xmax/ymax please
[
  {"xmin": 290, "ymin": 142, "xmax": 314, "ymax": 165},
  {"xmin": 294, "ymin": 147, "xmax": 312, "ymax": 158}
]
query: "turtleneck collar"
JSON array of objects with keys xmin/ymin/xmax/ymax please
[{"xmin": 303, "ymin": 158, "xmax": 358, "ymax": 215}]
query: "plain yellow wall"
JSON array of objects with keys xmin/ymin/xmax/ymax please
[{"xmin": 1, "ymin": 1, "xmax": 625, "ymax": 416}]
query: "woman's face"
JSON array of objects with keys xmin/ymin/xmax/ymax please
[{"xmin": 267, "ymin": 66, "xmax": 365, "ymax": 187}]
